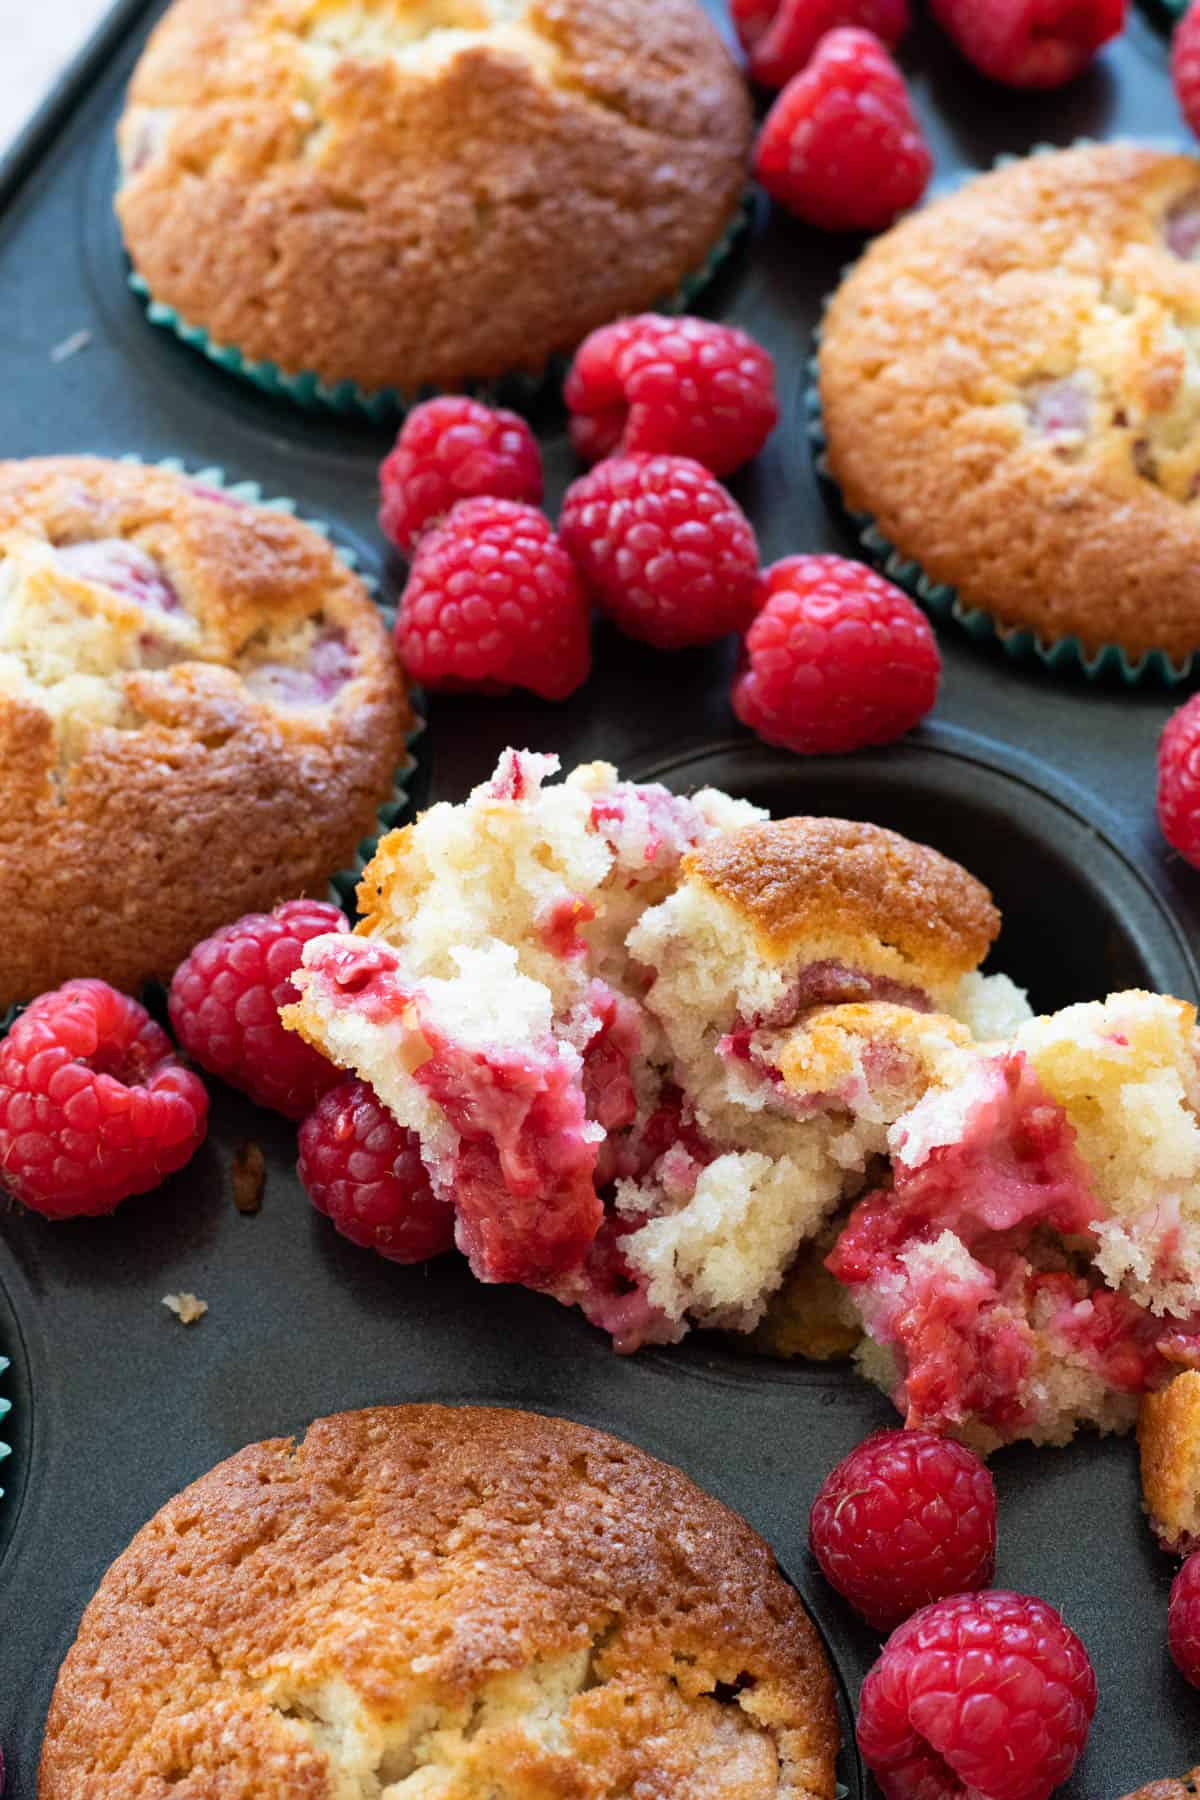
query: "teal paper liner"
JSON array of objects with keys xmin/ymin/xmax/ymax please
[
  {"xmin": 807, "ymin": 143, "xmax": 1200, "ymax": 687},
  {"xmin": 126, "ymin": 191, "xmax": 753, "ymax": 420}
]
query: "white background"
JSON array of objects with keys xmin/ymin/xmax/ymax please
[{"xmin": 0, "ymin": 0, "xmax": 113, "ymax": 156}]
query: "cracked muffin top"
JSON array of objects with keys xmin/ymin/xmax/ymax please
[
  {"xmin": 0, "ymin": 455, "xmax": 409, "ymax": 1004},
  {"xmin": 115, "ymin": 0, "xmax": 752, "ymax": 396},
  {"xmin": 818, "ymin": 142, "xmax": 1200, "ymax": 665},
  {"xmin": 40, "ymin": 1404, "xmax": 840, "ymax": 1800}
]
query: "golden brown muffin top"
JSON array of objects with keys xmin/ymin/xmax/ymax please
[
  {"xmin": 1139, "ymin": 1370, "xmax": 1200, "ymax": 1553},
  {"xmin": 684, "ymin": 817, "xmax": 999, "ymax": 989},
  {"xmin": 1120, "ymin": 1774, "xmax": 1200, "ymax": 1799},
  {"xmin": 41, "ymin": 1406, "xmax": 839, "ymax": 1800},
  {"xmin": 819, "ymin": 143, "xmax": 1200, "ymax": 664},
  {"xmin": 115, "ymin": 0, "xmax": 751, "ymax": 393},
  {"xmin": 0, "ymin": 456, "xmax": 408, "ymax": 1002}
]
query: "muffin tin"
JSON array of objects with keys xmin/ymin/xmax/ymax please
[{"xmin": 1, "ymin": 2, "xmax": 1198, "ymax": 1794}]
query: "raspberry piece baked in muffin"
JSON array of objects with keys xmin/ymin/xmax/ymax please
[
  {"xmin": 819, "ymin": 143, "xmax": 1200, "ymax": 668},
  {"xmin": 41, "ymin": 1405, "xmax": 840, "ymax": 1799},
  {"xmin": 115, "ymin": 0, "xmax": 752, "ymax": 399},
  {"xmin": 283, "ymin": 750, "xmax": 1025, "ymax": 1347},
  {"xmin": 831, "ymin": 990, "xmax": 1200, "ymax": 1450},
  {"xmin": 0, "ymin": 456, "xmax": 409, "ymax": 1005}
]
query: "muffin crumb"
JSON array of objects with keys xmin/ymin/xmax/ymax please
[{"xmin": 162, "ymin": 1292, "xmax": 207, "ymax": 1325}]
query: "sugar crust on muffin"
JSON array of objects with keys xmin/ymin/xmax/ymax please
[
  {"xmin": 40, "ymin": 1404, "xmax": 840, "ymax": 1799},
  {"xmin": 0, "ymin": 455, "xmax": 409, "ymax": 1004},
  {"xmin": 819, "ymin": 143, "xmax": 1200, "ymax": 664},
  {"xmin": 116, "ymin": 0, "xmax": 752, "ymax": 395}
]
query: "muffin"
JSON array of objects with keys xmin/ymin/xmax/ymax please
[
  {"xmin": 818, "ymin": 142, "xmax": 1200, "ymax": 673},
  {"xmin": 282, "ymin": 748, "xmax": 1024, "ymax": 1349},
  {"xmin": 115, "ymin": 0, "xmax": 752, "ymax": 405},
  {"xmin": 1140, "ymin": 1369, "xmax": 1200, "ymax": 1553},
  {"xmin": 40, "ymin": 1404, "xmax": 840, "ymax": 1799},
  {"xmin": 1121, "ymin": 1776, "xmax": 1200, "ymax": 1800},
  {"xmin": 0, "ymin": 455, "xmax": 410, "ymax": 1006},
  {"xmin": 831, "ymin": 989, "xmax": 1200, "ymax": 1452}
]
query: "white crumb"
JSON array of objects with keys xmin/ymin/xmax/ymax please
[{"xmin": 49, "ymin": 329, "xmax": 92, "ymax": 363}]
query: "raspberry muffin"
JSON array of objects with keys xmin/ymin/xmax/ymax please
[
  {"xmin": 283, "ymin": 748, "xmax": 1025, "ymax": 1348},
  {"xmin": 116, "ymin": 0, "xmax": 752, "ymax": 402},
  {"xmin": 819, "ymin": 143, "xmax": 1200, "ymax": 671},
  {"xmin": 0, "ymin": 456, "xmax": 409, "ymax": 1006},
  {"xmin": 831, "ymin": 989, "xmax": 1200, "ymax": 1451},
  {"xmin": 41, "ymin": 1404, "xmax": 840, "ymax": 1799}
]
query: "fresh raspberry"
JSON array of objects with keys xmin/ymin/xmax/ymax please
[
  {"xmin": 858, "ymin": 1590, "xmax": 1097, "ymax": 1800},
  {"xmin": 0, "ymin": 981, "xmax": 208, "ymax": 1219},
  {"xmin": 169, "ymin": 899, "xmax": 347, "ymax": 1120},
  {"xmin": 732, "ymin": 0, "xmax": 910, "ymax": 90},
  {"xmin": 564, "ymin": 316, "xmax": 779, "ymax": 477},
  {"xmin": 1158, "ymin": 694, "xmax": 1200, "ymax": 870},
  {"xmin": 1169, "ymin": 1553, "xmax": 1200, "ymax": 1688},
  {"xmin": 395, "ymin": 498, "xmax": 591, "ymax": 697},
  {"xmin": 754, "ymin": 29, "xmax": 932, "ymax": 232},
  {"xmin": 931, "ymin": 0, "xmax": 1125, "ymax": 88},
  {"xmin": 809, "ymin": 1428, "xmax": 997, "ymax": 1630},
  {"xmin": 1176, "ymin": 2, "xmax": 1200, "ymax": 139},
  {"xmin": 732, "ymin": 554, "xmax": 940, "ymax": 754},
  {"xmin": 298, "ymin": 1077, "xmax": 455, "ymax": 1263},
  {"xmin": 558, "ymin": 454, "xmax": 759, "ymax": 650},
  {"xmin": 378, "ymin": 397, "xmax": 543, "ymax": 555}
]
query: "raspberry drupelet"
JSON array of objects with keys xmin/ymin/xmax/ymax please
[
  {"xmin": 0, "ymin": 980, "xmax": 209, "ymax": 1218},
  {"xmin": 169, "ymin": 899, "xmax": 348, "ymax": 1120},
  {"xmin": 378, "ymin": 397, "xmax": 543, "ymax": 555},
  {"xmin": 298, "ymin": 1077, "xmax": 455, "ymax": 1264},
  {"xmin": 558, "ymin": 454, "xmax": 760, "ymax": 650},
  {"xmin": 565, "ymin": 315, "xmax": 779, "ymax": 477},
  {"xmin": 754, "ymin": 29, "xmax": 932, "ymax": 232},
  {"xmin": 809, "ymin": 1427, "xmax": 997, "ymax": 1629}
]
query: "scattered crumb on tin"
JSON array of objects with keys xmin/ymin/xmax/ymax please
[
  {"xmin": 231, "ymin": 1140, "xmax": 266, "ymax": 1215},
  {"xmin": 163, "ymin": 1292, "xmax": 208, "ymax": 1325},
  {"xmin": 49, "ymin": 329, "xmax": 93, "ymax": 364}
]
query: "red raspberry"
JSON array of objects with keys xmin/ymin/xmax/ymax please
[
  {"xmin": 558, "ymin": 454, "xmax": 759, "ymax": 650},
  {"xmin": 732, "ymin": 554, "xmax": 940, "ymax": 754},
  {"xmin": 808, "ymin": 1428, "xmax": 997, "ymax": 1630},
  {"xmin": 1176, "ymin": 3, "xmax": 1200, "ymax": 139},
  {"xmin": 378, "ymin": 397, "xmax": 543, "ymax": 555},
  {"xmin": 169, "ymin": 899, "xmax": 347, "ymax": 1120},
  {"xmin": 931, "ymin": 0, "xmax": 1125, "ymax": 88},
  {"xmin": 732, "ymin": 0, "xmax": 910, "ymax": 90},
  {"xmin": 298, "ymin": 1077, "xmax": 455, "ymax": 1263},
  {"xmin": 858, "ymin": 1590, "xmax": 1097, "ymax": 1800},
  {"xmin": 1158, "ymin": 694, "xmax": 1200, "ymax": 870},
  {"xmin": 1169, "ymin": 1553, "xmax": 1200, "ymax": 1687},
  {"xmin": 754, "ymin": 29, "xmax": 931, "ymax": 233},
  {"xmin": 564, "ymin": 316, "xmax": 779, "ymax": 477},
  {"xmin": 0, "ymin": 981, "xmax": 208, "ymax": 1219},
  {"xmin": 395, "ymin": 498, "xmax": 591, "ymax": 698}
]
